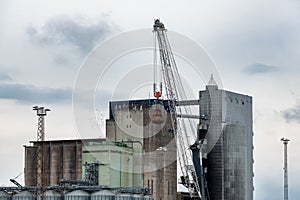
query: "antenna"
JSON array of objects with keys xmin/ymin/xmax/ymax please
[
  {"xmin": 280, "ymin": 137, "xmax": 290, "ymax": 200},
  {"xmin": 33, "ymin": 106, "xmax": 50, "ymax": 200}
]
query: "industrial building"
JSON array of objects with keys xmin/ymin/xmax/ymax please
[
  {"xmin": 82, "ymin": 140, "xmax": 142, "ymax": 188},
  {"xmin": 106, "ymin": 99, "xmax": 177, "ymax": 200},
  {"xmin": 1, "ymin": 19, "xmax": 254, "ymax": 200},
  {"xmin": 200, "ymin": 76, "xmax": 254, "ymax": 200},
  {"xmin": 24, "ymin": 139, "xmax": 142, "ymax": 188},
  {"xmin": 23, "ymin": 79, "xmax": 253, "ymax": 200},
  {"xmin": 176, "ymin": 192, "xmax": 194, "ymax": 200},
  {"xmin": 23, "ymin": 99, "xmax": 177, "ymax": 200},
  {"xmin": 23, "ymin": 80, "xmax": 253, "ymax": 200},
  {"xmin": 24, "ymin": 139, "xmax": 83, "ymax": 186},
  {"xmin": 0, "ymin": 189, "xmax": 153, "ymax": 200},
  {"xmin": 23, "ymin": 139, "xmax": 152, "ymax": 199}
]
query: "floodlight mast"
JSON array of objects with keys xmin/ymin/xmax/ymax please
[
  {"xmin": 33, "ymin": 106, "xmax": 50, "ymax": 200},
  {"xmin": 280, "ymin": 138, "xmax": 290, "ymax": 200}
]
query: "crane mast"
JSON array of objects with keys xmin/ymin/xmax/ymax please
[{"xmin": 153, "ymin": 19, "xmax": 208, "ymax": 199}]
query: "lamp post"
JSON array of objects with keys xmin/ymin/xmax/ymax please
[
  {"xmin": 280, "ymin": 137, "xmax": 290, "ymax": 200},
  {"xmin": 33, "ymin": 106, "xmax": 50, "ymax": 200}
]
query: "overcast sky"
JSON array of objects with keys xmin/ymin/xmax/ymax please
[{"xmin": 1, "ymin": 0, "xmax": 300, "ymax": 199}]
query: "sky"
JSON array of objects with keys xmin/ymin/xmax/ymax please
[{"xmin": 1, "ymin": 0, "xmax": 300, "ymax": 199}]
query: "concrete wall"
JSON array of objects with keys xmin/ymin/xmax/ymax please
[
  {"xmin": 24, "ymin": 146, "xmax": 36, "ymax": 186},
  {"xmin": 24, "ymin": 140, "xmax": 86, "ymax": 186},
  {"xmin": 106, "ymin": 99, "xmax": 177, "ymax": 200}
]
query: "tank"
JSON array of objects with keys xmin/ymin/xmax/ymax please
[
  {"xmin": 115, "ymin": 193, "xmax": 148, "ymax": 200},
  {"xmin": 64, "ymin": 190, "xmax": 89, "ymax": 200},
  {"xmin": 115, "ymin": 193, "xmax": 131, "ymax": 200},
  {"xmin": 131, "ymin": 194, "xmax": 142, "ymax": 200},
  {"xmin": 12, "ymin": 191, "xmax": 34, "ymax": 200},
  {"xmin": 91, "ymin": 190, "xmax": 115, "ymax": 200},
  {"xmin": 142, "ymin": 196, "xmax": 153, "ymax": 200},
  {"xmin": 45, "ymin": 190, "xmax": 61, "ymax": 200},
  {"xmin": 0, "ymin": 191, "xmax": 11, "ymax": 200}
]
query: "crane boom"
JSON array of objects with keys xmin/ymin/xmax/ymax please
[{"xmin": 153, "ymin": 19, "xmax": 208, "ymax": 199}]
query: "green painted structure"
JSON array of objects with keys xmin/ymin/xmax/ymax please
[{"xmin": 82, "ymin": 141, "xmax": 143, "ymax": 188}]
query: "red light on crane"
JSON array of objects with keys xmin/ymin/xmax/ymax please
[{"xmin": 154, "ymin": 91, "xmax": 162, "ymax": 99}]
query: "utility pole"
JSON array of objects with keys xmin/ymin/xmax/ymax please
[
  {"xmin": 33, "ymin": 106, "xmax": 50, "ymax": 200},
  {"xmin": 280, "ymin": 137, "xmax": 290, "ymax": 200}
]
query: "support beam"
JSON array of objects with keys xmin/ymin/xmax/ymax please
[
  {"xmin": 176, "ymin": 100, "xmax": 199, "ymax": 106},
  {"xmin": 177, "ymin": 114, "xmax": 201, "ymax": 119}
]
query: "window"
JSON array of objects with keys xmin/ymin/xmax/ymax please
[
  {"xmin": 151, "ymin": 179, "xmax": 154, "ymax": 194},
  {"xmin": 235, "ymin": 98, "xmax": 239, "ymax": 104},
  {"xmin": 171, "ymin": 181, "xmax": 173, "ymax": 194},
  {"xmin": 167, "ymin": 180, "xmax": 170, "ymax": 194}
]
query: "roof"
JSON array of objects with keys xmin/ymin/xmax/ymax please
[
  {"xmin": 28, "ymin": 138, "xmax": 106, "ymax": 144},
  {"xmin": 207, "ymin": 74, "xmax": 217, "ymax": 86}
]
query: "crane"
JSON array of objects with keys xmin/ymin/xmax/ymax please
[
  {"xmin": 10, "ymin": 171, "xmax": 23, "ymax": 188},
  {"xmin": 152, "ymin": 19, "xmax": 209, "ymax": 199}
]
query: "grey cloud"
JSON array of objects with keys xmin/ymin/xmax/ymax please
[
  {"xmin": 0, "ymin": 73, "xmax": 11, "ymax": 81},
  {"xmin": 53, "ymin": 55, "xmax": 70, "ymax": 66},
  {"xmin": 243, "ymin": 63, "xmax": 278, "ymax": 75},
  {"xmin": 0, "ymin": 83, "xmax": 71, "ymax": 104},
  {"xmin": 27, "ymin": 15, "xmax": 114, "ymax": 53},
  {"xmin": 282, "ymin": 102, "xmax": 300, "ymax": 123}
]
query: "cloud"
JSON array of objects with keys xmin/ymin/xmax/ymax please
[
  {"xmin": 0, "ymin": 83, "xmax": 71, "ymax": 104},
  {"xmin": 0, "ymin": 73, "xmax": 11, "ymax": 81},
  {"xmin": 53, "ymin": 55, "xmax": 70, "ymax": 66},
  {"xmin": 282, "ymin": 102, "xmax": 300, "ymax": 123},
  {"xmin": 203, "ymin": 1, "xmax": 300, "ymax": 76},
  {"xmin": 26, "ymin": 15, "xmax": 115, "ymax": 53},
  {"xmin": 243, "ymin": 63, "xmax": 279, "ymax": 75}
]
